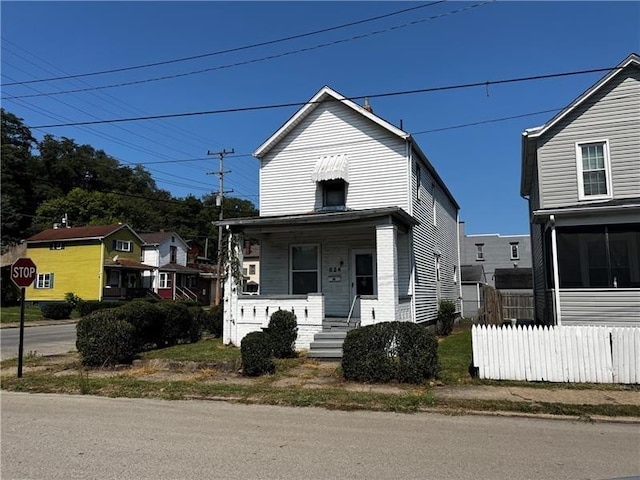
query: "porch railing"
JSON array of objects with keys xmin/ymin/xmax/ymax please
[
  {"xmin": 102, "ymin": 287, "xmax": 149, "ymax": 300},
  {"xmin": 175, "ymin": 286, "xmax": 198, "ymax": 301}
]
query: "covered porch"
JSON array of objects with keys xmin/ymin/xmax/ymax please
[
  {"xmin": 219, "ymin": 207, "xmax": 418, "ymax": 350},
  {"xmin": 102, "ymin": 258, "xmax": 152, "ymax": 300}
]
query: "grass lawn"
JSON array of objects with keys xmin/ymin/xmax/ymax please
[
  {"xmin": 140, "ymin": 337, "xmax": 241, "ymax": 363},
  {"xmin": 1, "ymin": 305, "xmax": 46, "ymax": 324},
  {"xmin": 437, "ymin": 322, "xmax": 474, "ymax": 384}
]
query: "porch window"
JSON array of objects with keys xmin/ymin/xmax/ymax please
[
  {"xmin": 290, "ymin": 244, "xmax": 319, "ymax": 294},
  {"xmin": 556, "ymin": 224, "xmax": 640, "ymax": 288},
  {"xmin": 107, "ymin": 270, "xmax": 120, "ymax": 287},
  {"xmin": 159, "ymin": 272, "xmax": 172, "ymax": 289},
  {"xmin": 576, "ymin": 140, "xmax": 612, "ymax": 200},
  {"xmin": 35, "ymin": 273, "xmax": 54, "ymax": 289}
]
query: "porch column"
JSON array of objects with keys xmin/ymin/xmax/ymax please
[
  {"xmin": 549, "ymin": 215, "xmax": 562, "ymax": 326},
  {"xmin": 375, "ymin": 224, "xmax": 399, "ymax": 323},
  {"xmin": 223, "ymin": 231, "xmax": 244, "ymax": 345}
]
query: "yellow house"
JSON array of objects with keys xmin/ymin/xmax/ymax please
[{"xmin": 26, "ymin": 224, "xmax": 151, "ymax": 302}]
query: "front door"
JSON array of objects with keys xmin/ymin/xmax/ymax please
[{"xmin": 351, "ymin": 250, "xmax": 376, "ymax": 318}]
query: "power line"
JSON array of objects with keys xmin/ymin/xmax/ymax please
[
  {"xmin": 0, "ymin": 2, "xmax": 445, "ymax": 87},
  {"xmin": 3, "ymin": 2, "xmax": 488, "ymax": 99},
  {"xmin": 27, "ymin": 66, "xmax": 620, "ymax": 129}
]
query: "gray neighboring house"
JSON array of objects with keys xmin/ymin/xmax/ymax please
[
  {"xmin": 459, "ymin": 221, "xmax": 532, "ymax": 287},
  {"xmin": 521, "ymin": 53, "xmax": 640, "ymax": 327}
]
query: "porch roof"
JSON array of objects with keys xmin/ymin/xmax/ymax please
[
  {"xmin": 104, "ymin": 258, "xmax": 150, "ymax": 270},
  {"xmin": 217, "ymin": 206, "xmax": 419, "ymax": 232},
  {"xmin": 158, "ymin": 263, "xmax": 200, "ymax": 274}
]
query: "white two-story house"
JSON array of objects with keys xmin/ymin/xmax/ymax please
[
  {"xmin": 219, "ymin": 86, "xmax": 461, "ymax": 353},
  {"xmin": 139, "ymin": 232, "xmax": 200, "ymax": 301},
  {"xmin": 521, "ymin": 53, "xmax": 640, "ymax": 326}
]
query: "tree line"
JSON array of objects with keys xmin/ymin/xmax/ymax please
[{"xmin": 1, "ymin": 108, "xmax": 257, "ymax": 256}]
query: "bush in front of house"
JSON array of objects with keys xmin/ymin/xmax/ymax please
[
  {"xmin": 76, "ymin": 300, "xmax": 125, "ymax": 317},
  {"xmin": 202, "ymin": 304, "xmax": 223, "ymax": 337},
  {"xmin": 241, "ymin": 331, "xmax": 275, "ymax": 376},
  {"xmin": 155, "ymin": 301, "xmax": 197, "ymax": 347},
  {"xmin": 342, "ymin": 321, "xmax": 439, "ymax": 384},
  {"xmin": 76, "ymin": 310, "xmax": 136, "ymax": 366},
  {"xmin": 187, "ymin": 305, "xmax": 205, "ymax": 343},
  {"xmin": 266, "ymin": 309, "xmax": 298, "ymax": 359},
  {"xmin": 40, "ymin": 302, "xmax": 73, "ymax": 320},
  {"xmin": 117, "ymin": 300, "xmax": 164, "ymax": 350},
  {"xmin": 436, "ymin": 299, "xmax": 457, "ymax": 336}
]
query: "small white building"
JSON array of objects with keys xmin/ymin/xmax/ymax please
[{"xmin": 219, "ymin": 86, "xmax": 461, "ymax": 354}]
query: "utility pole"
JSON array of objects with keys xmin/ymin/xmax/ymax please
[{"xmin": 207, "ymin": 148, "xmax": 234, "ymax": 306}]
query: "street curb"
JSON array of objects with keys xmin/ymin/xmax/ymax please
[{"xmin": 1, "ymin": 320, "xmax": 78, "ymax": 329}]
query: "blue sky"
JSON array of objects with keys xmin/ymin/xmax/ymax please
[{"xmin": 2, "ymin": 1, "xmax": 639, "ymax": 235}]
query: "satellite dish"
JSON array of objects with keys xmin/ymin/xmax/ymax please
[{"xmin": 113, "ymin": 255, "xmax": 119, "ymax": 262}]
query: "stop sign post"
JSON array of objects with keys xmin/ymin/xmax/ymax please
[{"xmin": 11, "ymin": 257, "xmax": 37, "ymax": 378}]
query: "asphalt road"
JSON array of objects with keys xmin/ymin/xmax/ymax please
[
  {"xmin": 2, "ymin": 392, "xmax": 639, "ymax": 480},
  {"xmin": 0, "ymin": 323, "xmax": 77, "ymax": 360}
]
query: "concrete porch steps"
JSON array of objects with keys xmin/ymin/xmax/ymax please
[{"xmin": 307, "ymin": 319, "xmax": 359, "ymax": 359}]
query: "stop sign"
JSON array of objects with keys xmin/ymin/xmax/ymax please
[{"xmin": 11, "ymin": 257, "xmax": 37, "ymax": 288}]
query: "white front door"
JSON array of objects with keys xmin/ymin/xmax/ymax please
[{"xmin": 351, "ymin": 249, "xmax": 376, "ymax": 318}]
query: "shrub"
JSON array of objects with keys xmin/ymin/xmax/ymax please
[
  {"xmin": 155, "ymin": 301, "xmax": 194, "ymax": 346},
  {"xmin": 117, "ymin": 300, "xmax": 164, "ymax": 350},
  {"xmin": 40, "ymin": 302, "xmax": 73, "ymax": 320},
  {"xmin": 241, "ymin": 331, "xmax": 275, "ymax": 376},
  {"xmin": 76, "ymin": 300, "xmax": 124, "ymax": 317},
  {"xmin": 202, "ymin": 304, "xmax": 223, "ymax": 337},
  {"xmin": 266, "ymin": 309, "xmax": 298, "ymax": 358},
  {"xmin": 342, "ymin": 321, "xmax": 439, "ymax": 384},
  {"xmin": 64, "ymin": 292, "xmax": 82, "ymax": 310},
  {"xmin": 436, "ymin": 299, "xmax": 457, "ymax": 336},
  {"xmin": 187, "ymin": 305, "xmax": 205, "ymax": 343},
  {"xmin": 76, "ymin": 310, "xmax": 136, "ymax": 366}
]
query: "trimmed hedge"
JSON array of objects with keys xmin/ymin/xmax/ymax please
[
  {"xmin": 116, "ymin": 300, "xmax": 164, "ymax": 350},
  {"xmin": 202, "ymin": 304, "xmax": 223, "ymax": 337},
  {"xmin": 76, "ymin": 300, "xmax": 125, "ymax": 318},
  {"xmin": 266, "ymin": 309, "xmax": 297, "ymax": 359},
  {"xmin": 40, "ymin": 302, "xmax": 73, "ymax": 320},
  {"xmin": 342, "ymin": 321, "xmax": 439, "ymax": 384},
  {"xmin": 241, "ymin": 331, "xmax": 275, "ymax": 376},
  {"xmin": 76, "ymin": 310, "xmax": 136, "ymax": 366},
  {"xmin": 155, "ymin": 301, "xmax": 196, "ymax": 347},
  {"xmin": 436, "ymin": 299, "xmax": 457, "ymax": 336}
]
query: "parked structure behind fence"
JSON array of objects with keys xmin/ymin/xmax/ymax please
[{"xmin": 472, "ymin": 324, "xmax": 639, "ymax": 384}]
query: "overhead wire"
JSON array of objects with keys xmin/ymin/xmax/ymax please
[
  {"xmin": 3, "ymin": 2, "xmax": 489, "ymax": 99},
  {"xmin": 0, "ymin": 2, "xmax": 446, "ymax": 86}
]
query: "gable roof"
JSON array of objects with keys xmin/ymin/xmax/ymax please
[
  {"xmin": 461, "ymin": 264, "xmax": 486, "ymax": 283},
  {"xmin": 253, "ymin": 85, "xmax": 459, "ymax": 210},
  {"xmin": 521, "ymin": 53, "xmax": 640, "ymax": 196},
  {"xmin": 139, "ymin": 231, "xmax": 186, "ymax": 247},
  {"xmin": 253, "ymin": 86, "xmax": 409, "ymax": 159},
  {"xmin": 26, "ymin": 224, "xmax": 142, "ymax": 244}
]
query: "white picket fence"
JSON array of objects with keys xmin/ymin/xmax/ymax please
[{"xmin": 471, "ymin": 324, "xmax": 640, "ymax": 384}]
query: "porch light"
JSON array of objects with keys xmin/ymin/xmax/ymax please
[
  {"xmin": 241, "ymin": 307, "xmax": 244, "ymax": 316},
  {"xmin": 305, "ymin": 307, "xmax": 308, "ymax": 317},
  {"xmin": 372, "ymin": 308, "xmax": 375, "ymax": 320}
]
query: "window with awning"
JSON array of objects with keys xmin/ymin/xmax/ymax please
[{"xmin": 311, "ymin": 154, "xmax": 349, "ymax": 182}]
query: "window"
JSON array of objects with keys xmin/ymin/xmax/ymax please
[
  {"xmin": 170, "ymin": 246, "xmax": 177, "ymax": 264},
  {"xmin": 432, "ymin": 184, "xmax": 437, "ymax": 227},
  {"xmin": 49, "ymin": 242, "xmax": 64, "ymax": 250},
  {"xmin": 249, "ymin": 264, "xmax": 256, "ymax": 275},
  {"xmin": 290, "ymin": 244, "xmax": 319, "ymax": 294},
  {"xmin": 322, "ymin": 180, "xmax": 346, "ymax": 209},
  {"xmin": 556, "ymin": 224, "xmax": 640, "ymax": 288},
  {"xmin": 114, "ymin": 240, "xmax": 133, "ymax": 252},
  {"xmin": 159, "ymin": 272, "xmax": 172, "ymax": 289},
  {"xmin": 35, "ymin": 273, "xmax": 54, "ymax": 289},
  {"xmin": 476, "ymin": 244, "xmax": 484, "ymax": 261},
  {"xmin": 453, "ymin": 265, "xmax": 458, "ymax": 284},
  {"xmin": 510, "ymin": 243, "xmax": 520, "ymax": 260},
  {"xmin": 416, "ymin": 165, "xmax": 422, "ymax": 201},
  {"xmin": 576, "ymin": 140, "xmax": 612, "ymax": 200}
]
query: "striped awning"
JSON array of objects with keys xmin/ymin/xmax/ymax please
[{"xmin": 311, "ymin": 154, "xmax": 349, "ymax": 182}]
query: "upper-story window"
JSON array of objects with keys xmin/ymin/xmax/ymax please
[
  {"xmin": 416, "ymin": 165, "xmax": 422, "ymax": 201},
  {"xmin": 510, "ymin": 242, "xmax": 519, "ymax": 260},
  {"xmin": 170, "ymin": 245, "xmax": 177, "ymax": 264},
  {"xmin": 249, "ymin": 264, "xmax": 256, "ymax": 275},
  {"xmin": 576, "ymin": 140, "xmax": 612, "ymax": 200},
  {"xmin": 49, "ymin": 242, "xmax": 64, "ymax": 250},
  {"xmin": 432, "ymin": 184, "xmax": 437, "ymax": 227},
  {"xmin": 322, "ymin": 180, "xmax": 346, "ymax": 209},
  {"xmin": 476, "ymin": 244, "xmax": 484, "ymax": 261},
  {"xmin": 114, "ymin": 240, "xmax": 133, "ymax": 252}
]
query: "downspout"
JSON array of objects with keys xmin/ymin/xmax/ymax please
[
  {"xmin": 99, "ymin": 242, "xmax": 105, "ymax": 300},
  {"xmin": 456, "ymin": 212, "xmax": 463, "ymax": 317},
  {"xmin": 549, "ymin": 215, "xmax": 562, "ymax": 326}
]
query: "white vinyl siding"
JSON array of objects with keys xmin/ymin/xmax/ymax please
[
  {"xmin": 412, "ymin": 158, "xmax": 460, "ymax": 324},
  {"xmin": 537, "ymin": 68, "xmax": 640, "ymax": 208},
  {"xmin": 260, "ymin": 102, "xmax": 409, "ymax": 216}
]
